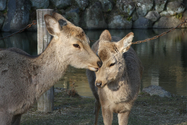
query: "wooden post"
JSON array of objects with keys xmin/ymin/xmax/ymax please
[{"xmin": 36, "ymin": 9, "xmax": 54, "ymax": 113}]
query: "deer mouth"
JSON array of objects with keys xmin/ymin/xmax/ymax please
[
  {"xmin": 88, "ymin": 61, "xmax": 102, "ymax": 71},
  {"xmin": 88, "ymin": 67, "xmax": 98, "ymax": 72}
]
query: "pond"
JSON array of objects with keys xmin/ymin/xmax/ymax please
[{"xmin": 0, "ymin": 29, "xmax": 187, "ymax": 97}]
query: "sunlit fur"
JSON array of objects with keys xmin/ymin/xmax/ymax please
[
  {"xmin": 0, "ymin": 13, "xmax": 100, "ymax": 125},
  {"xmin": 86, "ymin": 30, "xmax": 143, "ymax": 125}
]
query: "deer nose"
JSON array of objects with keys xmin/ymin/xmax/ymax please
[
  {"xmin": 96, "ymin": 81, "xmax": 102, "ymax": 88},
  {"xmin": 97, "ymin": 61, "xmax": 102, "ymax": 68}
]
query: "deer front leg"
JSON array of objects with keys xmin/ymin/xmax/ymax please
[
  {"xmin": 94, "ymin": 99, "xmax": 101, "ymax": 125},
  {"xmin": 102, "ymin": 108, "xmax": 113, "ymax": 125},
  {"xmin": 11, "ymin": 114, "xmax": 22, "ymax": 125},
  {"xmin": 0, "ymin": 111, "xmax": 12, "ymax": 125},
  {"xmin": 117, "ymin": 111, "xmax": 130, "ymax": 125}
]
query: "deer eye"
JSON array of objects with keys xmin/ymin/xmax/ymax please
[
  {"xmin": 73, "ymin": 44, "xmax": 80, "ymax": 49},
  {"xmin": 109, "ymin": 62, "xmax": 116, "ymax": 67}
]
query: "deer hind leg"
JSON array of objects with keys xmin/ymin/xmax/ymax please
[
  {"xmin": 102, "ymin": 108, "xmax": 113, "ymax": 125},
  {"xmin": 11, "ymin": 114, "xmax": 22, "ymax": 125},
  {"xmin": 117, "ymin": 111, "xmax": 130, "ymax": 125},
  {"xmin": 94, "ymin": 99, "xmax": 101, "ymax": 125}
]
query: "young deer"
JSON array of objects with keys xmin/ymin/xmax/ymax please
[
  {"xmin": 86, "ymin": 30, "xmax": 143, "ymax": 125},
  {"xmin": 0, "ymin": 12, "xmax": 101, "ymax": 125}
]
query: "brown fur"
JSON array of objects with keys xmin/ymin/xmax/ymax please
[
  {"xmin": 99, "ymin": 30, "xmax": 112, "ymax": 41},
  {"xmin": 0, "ymin": 13, "xmax": 101, "ymax": 125},
  {"xmin": 86, "ymin": 30, "xmax": 143, "ymax": 125},
  {"xmin": 52, "ymin": 13, "xmax": 87, "ymax": 42}
]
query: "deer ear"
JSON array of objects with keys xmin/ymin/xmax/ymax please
[
  {"xmin": 117, "ymin": 32, "xmax": 134, "ymax": 53},
  {"xmin": 44, "ymin": 14, "xmax": 61, "ymax": 38},
  {"xmin": 99, "ymin": 30, "xmax": 112, "ymax": 42},
  {"xmin": 52, "ymin": 12, "xmax": 70, "ymax": 24},
  {"xmin": 58, "ymin": 19, "xmax": 67, "ymax": 28}
]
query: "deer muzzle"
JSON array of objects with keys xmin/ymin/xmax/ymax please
[{"xmin": 95, "ymin": 80, "xmax": 105, "ymax": 88}]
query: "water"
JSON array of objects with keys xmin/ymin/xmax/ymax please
[{"xmin": 0, "ymin": 29, "xmax": 187, "ymax": 97}]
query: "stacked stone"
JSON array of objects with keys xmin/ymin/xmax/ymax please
[{"xmin": 0, "ymin": 0, "xmax": 187, "ymax": 32}]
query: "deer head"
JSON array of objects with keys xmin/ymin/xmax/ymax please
[
  {"xmin": 95, "ymin": 30, "xmax": 134, "ymax": 88},
  {"xmin": 44, "ymin": 13, "xmax": 101, "ymax": 71}
]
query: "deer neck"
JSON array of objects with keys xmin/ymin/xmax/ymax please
[
  {"xmin": 32, "ymin": 39, "xmax": 69, "ymax": 99},
  {"xmin": 107, "ymin": 67, "xmax": 129, "ymax": 91}
]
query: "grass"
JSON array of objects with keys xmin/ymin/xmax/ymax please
[{"xmin": 21, "ymin": 89, "xmax": 187, "ymax": 125}]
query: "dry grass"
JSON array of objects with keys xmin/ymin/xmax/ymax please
[{"xmin": 21, "ymin": 89, "xmax": 187, "ymax": 125}]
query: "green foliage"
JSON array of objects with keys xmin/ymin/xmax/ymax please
[
  {"xmin": 120, "ymin": 14, "xmax": 125, "ymax": 18},
  {"xmin": 175, "ymin": 13, "xmax": 183, "ymax": 19},
  {"xmin": 66, "ymin": 16, "xmax": 72, "ymax": 21},
  {"xmin": 2, "ymin": 9, "xmax": 7, "ymax": 14},
  {"xmin": 113, "ymin": 0, "xmax": 117, "ymax": 4},
  {"xmin": 127, "ymin": 16, "xmax": 132, "ymax": 21},
  {"xmin": 127, "ymin": 7, "xmax": 130, "ymax": 14},
  {"xmin": 107, "ymin": 8, "xmax": 112, "ymax": 12}
]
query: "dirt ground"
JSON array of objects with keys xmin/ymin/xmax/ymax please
[{"xmin": 21, "ymin": 88, "xmax": 187, "ymax": 125}]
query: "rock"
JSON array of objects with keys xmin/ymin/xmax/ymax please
[
  {"xmin": 133, "ymin": 17, "xmax": 153, "ymax": 29},
  {"xmin": 65, "ymin": 12, "xmax": 80, "ymax": 26},
  {"xmin": 154, "ymin": 0, "xmax": 167, "ymax": 12},
  {"xmin": 75, "ymin": 0, "xmax": 89, "ymax": 10},
  {"xmin": 184, "ymin": 0, "xmax": 187, "ymax": 9},
  {"xmin": 145, "ymin": 11, "xmax": 160, "ymax": 22},
  {"xmin": 30, "ymin": 0, "xmax": 49, "ymax": 9},
  {"xmin": 81, "ymin": 2, "xmax": 107, "ymax": 29},
  {"xmin": 108, "ymin": 15, "xmax": 132, "ymax": 29},
  {"xmin": 99, "ymin": 0, "xmax": 113, "ymax": 12},
  {"xmin": 153, "ymin": 16, "xmax": 182, "ymax": 28},
  {"xmin": 26, "ymin": 20, "xmax": 37, "ymax": 32},
  {"xmin": 142, "ymin": 85, "xmax": 171, "ymax": 98},
  {"xmin": 0, "ymin": 16, "xmax": 5, "ymax": 29},
  {"xmin": 0, "ymin": 0, "xmax": 7, "ymax": 11},
  {"xmin": 116, "ymin": 0, "xmax": 135, "ymax": 16},
  {"xmin": 134, "ymin": 0, "xmax": 154, "ymax": 17},
  {"xmin": 2, "ymin": 0, "xmax": 32, "ymax": 32},
  {"xmin": 56, "ymin": 9, "xmax": 66, "ymax": 15},
  {"xmin": 50, "ymin": 0, "xmax": 71, "ymax": 9},
  {"xmin": 182, "ymin": 10, "xmax": 187, "ymax": 18},
  {"xmin": 181, "ymin": 10, "xmax": 187, "ymax": 28},
  {"xmin": 167, "ymin": 1, "xmax": 185, "ymax": 14},
  {"xmin": 160, "ymin": 1, "xmax": 185, "ymax": 16},
  {"xmin": 64, "ymin": 7, "xmax": 80, "ymax": 26},
  {"xmin": 159, "ymin": 11, "xmax": 170, "ymax": 16},
  {"xmin": 132, "ymin": 11, "xmax": 138, "ymax": 21},
  {"xmin": 67, "ymin": 7, "xmax": 80, "ymax": 14}
]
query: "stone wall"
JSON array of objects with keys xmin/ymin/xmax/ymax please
[{"xmin": 0, "ymin": 0, "xmax": 187, "ymax": 32}]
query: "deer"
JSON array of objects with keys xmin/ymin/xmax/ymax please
[
  {"xmin": 86, "ymin": 30, "xmax": 143, "ymax": 125},
  {"xmin": 0, "ymin": 12, "xmax": 102, "ymax": 125}
]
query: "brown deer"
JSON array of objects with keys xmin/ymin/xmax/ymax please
[
  {"xmin": 86, "ymin": 30, "xmax": 143, "ymax": 125},
  {"xmin": 0, "ymin": 12, "xmax": 101, "ymax": 125}
]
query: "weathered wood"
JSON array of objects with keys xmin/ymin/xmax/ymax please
[{"xmin": 36, "ymin": 9, "xmax": 54, "ymax": 113}]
